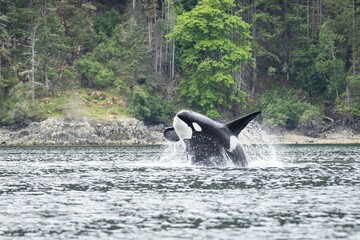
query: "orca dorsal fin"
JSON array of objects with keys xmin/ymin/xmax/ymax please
[
  {"xmin": 164, "ymin": 127, "xmax": 180, "ymax": 142},
  {"xmin": 225, "ymin": 111, "xmax": 261, "ymax": 136}
]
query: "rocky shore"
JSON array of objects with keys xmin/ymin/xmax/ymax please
[
  {"xmin": 264, "ymin": 126, "xmax": 360, "ymax": 144},
  {"xmin": 0, "ymin": 117, "xmax": 164, "ymax": 146},
  {"xmin": 1, "ymin": 117, "xmax": 360, "ymax": 146}
]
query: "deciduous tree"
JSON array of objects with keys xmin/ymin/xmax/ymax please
[{"xmin": 169, "ymin": 0, "xmax": 252, "ymax": 117}]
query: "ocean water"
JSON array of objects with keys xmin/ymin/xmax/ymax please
[{"xmin": 0, "ymin": 142, "xmax": 359, "ymax": 239}]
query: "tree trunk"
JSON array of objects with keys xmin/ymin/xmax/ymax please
[
  {"xmin": 347, "ymin": 0, "xmax": 356, "ymax": 106},
  {"xmin": 0, "ymin": 45, "xmax": 2, "ymax": 80},
  {"xmin": 307, "ymin": 0, "xmax": 310, "ymax": 38},
  {"xmin": 42, "ymin": 0, "xmax": 49, "ymax": 96},
  {"xmin": 171, "ymin": 39, "xmax": 175, "ymax": 78},
  {"xmin": 29, "ymin": 0, "xmax": 35, "ymax": 104},
  {"xmin": 159, "ymin": 32, "xmax": 163, "ymax": 74},
  {"xmin": 31, "ymin": 26, "xmax": 37, "ymax": 104},
  {"xmin": 251, "ymin": 0, "xmax": 257, "ymax": 94},
  {"xmin": 133, "ymin": 0, "xmax": 136, "ymax": 14},
  {"xmin": 44, "ymin": 62, "xmax": 49, "ymax": 96},
  {"xmin": 352, "ymin": 0, "xmax": 356, "ymax": 75}
]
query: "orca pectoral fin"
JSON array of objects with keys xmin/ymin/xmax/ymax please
[
  {"xmin": 164, "ymin": 127, "xmax": 180, "ymax": 142},
  {"xmin": 225, "ymin": 111, "xmax": 261, "ymax": 136}
]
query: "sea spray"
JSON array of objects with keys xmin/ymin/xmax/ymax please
[
  {"xmin": 159, "ymin": 141, "xmax": 236, "ymax": 167},
  {"xmin": 128, "ymin": 142, "xmax": 190, "ymax": 168},
  {"xmin": 239, "ymin": 121, "xmax": 282, "ymax": 167},
  {"xmin": 156, "ymin": 141, "xmax": 190, "ymax": 167}
]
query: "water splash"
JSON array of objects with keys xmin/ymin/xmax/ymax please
[
  {"xmin": 239, "ymin": 121, "xmax": 283, "ymax": 168},
  {"xmin": 157, "ymin": 141, "xmax": 190, "ymax": 167},
  {"xmin": 158, "ymin": 142, "xmax": 238, "ymax": 168},
  {"xmin": 158, "ymin": 121, "xmax": 282, "ymax": 168},
  {"xmin": 127, "ymin": 143, "xmax": 190, "ymax": 168}
]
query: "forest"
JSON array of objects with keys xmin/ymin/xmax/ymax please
[{"xmin": 0, "ymin": 0, "xmax": 359, "ymax": 127}]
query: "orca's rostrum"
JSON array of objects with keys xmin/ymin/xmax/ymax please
[{"xmin": 164, "ymin": 110, "xmax": 261, "ymax": 167}]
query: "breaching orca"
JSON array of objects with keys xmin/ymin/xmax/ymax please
[{"xmin": 164, "ymin": 110, "xmax": 261, "ymax": 167}]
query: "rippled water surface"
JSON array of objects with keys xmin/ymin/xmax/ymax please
[{"xmin": 0, "ymin": 144, "xmax": 359, "ymax": 239}]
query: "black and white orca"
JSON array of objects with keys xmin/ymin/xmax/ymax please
[{"xmin": 164, "ymin": 110, "xmax": 261, "ymax": 167}]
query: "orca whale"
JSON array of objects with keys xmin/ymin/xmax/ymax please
[{"xmin": 164, "ymin": 110, "xmax": 261, "ymax": 167}]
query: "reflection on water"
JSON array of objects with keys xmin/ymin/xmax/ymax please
[{"xmin": 0, "ymin": 144, "xmax": 359, "ymax": 239}]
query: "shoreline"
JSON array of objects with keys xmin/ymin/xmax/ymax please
[
  {"xmin": 249, "ymin": 124, "xmax": 360, "ymax": 145},
  {"xmin": 266, "ymin": 131, "xmax": 360, "ymax": 145},
  {"xmin": 1, "ymin": 117, "xmax": 360, "ymax": 146}
]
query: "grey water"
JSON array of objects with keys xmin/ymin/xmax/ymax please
[{"xmin": 0, "ymin": 144, "xmax": 359, "ymax": 239}]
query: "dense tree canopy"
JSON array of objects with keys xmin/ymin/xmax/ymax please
[{"xmin": 0, "ymin": 0, "xmax": 359, "ymax": 126}]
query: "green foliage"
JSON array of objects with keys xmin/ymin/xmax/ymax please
[
  {"xmin": 129, "ymin": 86, "xmax": 174, "ymax": 124},
  {"xmin": 76, "ymin": 56, "xmax": 114, "ymax": 88},
  {"xmin": 94, "ymin": 9, "xmax": 123, "ymax": 40},
  {"xmin": 315, "ymin": 21, "xmax": 346, "ymax": 100},
  {"xmin": 2, "ymin": 81, "xmax": 44, "ymax": 124},
  {"xmin": 76, "ymin": 19, "xmax": 148, "ymax": 93},
  {"xmin": 348, "ymin": 75, "xmax": 360, "ymax": 111},
  {"xmin": 1, "ymin": 0, "xmax": 360, "ymax": 126},
  {"xmin": 336, "ymin": 75, "xmax": 360, "ymax": 116},
  {"xmin": 256, "ymin": 90, "xmax": 324, "ymax": 126},
  {"xmin": 7, "ymin": 101, "xmax": 46, "ymax": 124},
  {"xmin": 169, "ymin": 0, "xmax": 252, "ymax": 117},
  {"xmin": 0, "ymin": 70, "xmax": 18, "ymax": 94},
  {"xmin": 129, "ymin": 86, "xmax": 151, "ymax": 120},
  {"xmin": 62, "ymin": 67, "xmax": 78, "ymax": 88}
]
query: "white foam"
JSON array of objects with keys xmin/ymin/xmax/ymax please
[
  {"xmin": 141, "ymin": 141, "xmax": 191, "ymax": 168},
  {"xmin": 239, "ymin": 121, "xmax": 282, "ymax": 167}
]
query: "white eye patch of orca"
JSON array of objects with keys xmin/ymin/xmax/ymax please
[
  {"xmin": 173, "ymin": 115, "xmax": 192, "ymax": 140},
  {"xmin": 192, "ymin": 122, "xmax": 202, "ymax": 132}
]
